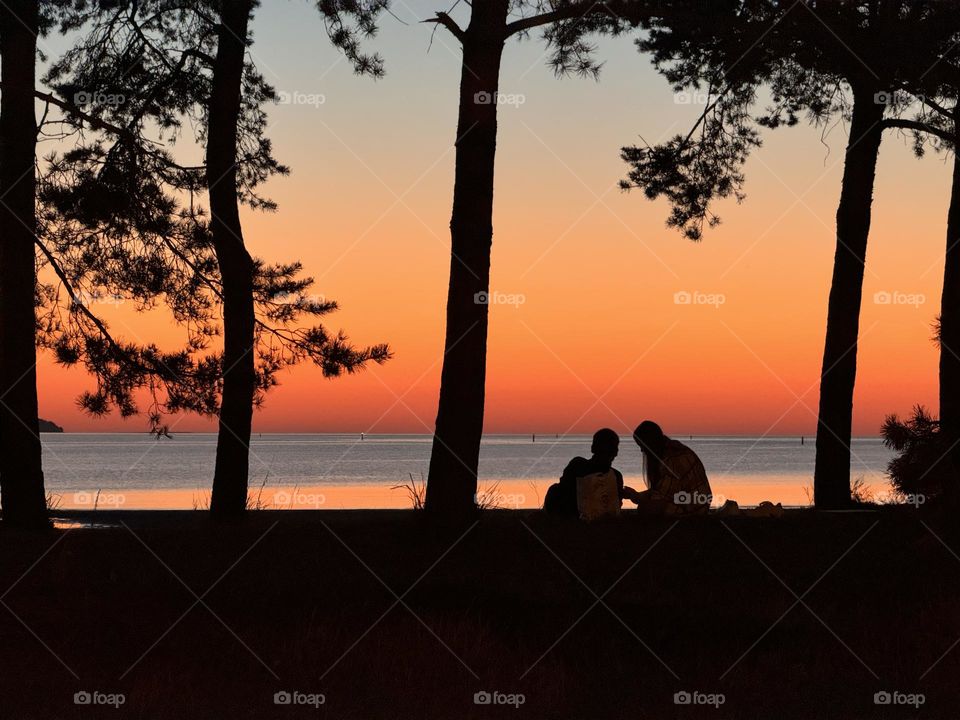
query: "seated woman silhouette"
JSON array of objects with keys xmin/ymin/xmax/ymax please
[
  {"xmin": 544, "ymin": 429, "xmax": 638, "ymax": 518},
  {"xmin": 623, "ymin": 421, "xmax": 713, "ymax": 515}
]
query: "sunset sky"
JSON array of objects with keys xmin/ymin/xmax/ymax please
[{"xmin": 37, "ymin": 3, "xmax": 951, "ymax": 436}]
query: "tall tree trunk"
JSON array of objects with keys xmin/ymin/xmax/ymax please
[
  {"xmin": 939, "ymin": 108, "xmax": 960, "ymax": 511},
  {"xmin": 0, "ymin": 0, "xmax": 47, "ymax": 528},
  {"xmin": 813, "ymin": 87, "xmax": 885, "ymax": 509},
  {"xmin": 208, "ymin": 0, "xmax": 256, "ymax": 516},
  {"xmin": 425, "ymin": 2, "xmax": 509, "ymax": 519}
]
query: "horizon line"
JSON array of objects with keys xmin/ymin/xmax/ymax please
[{"xmin": 40, "ymin": 431, "xmax": 883, "ymax": 438}]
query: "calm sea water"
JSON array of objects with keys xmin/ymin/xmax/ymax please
[{"xmin": 41, "ymin": 433, "xmax": 896, "ymax": 509}]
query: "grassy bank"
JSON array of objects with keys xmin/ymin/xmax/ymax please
[{"xmin": 0, "ymin": 508, "xmax": 957, "ymax": 719}]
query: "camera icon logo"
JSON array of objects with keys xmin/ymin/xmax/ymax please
[
  {"xmin": 474, "ymin": 691, "xmax": 492, "ymax": 705},
  {"xmin": 74, "ymin": 691, "xmax": 92, "ymax": 705},
  {"xmin": 674, "ymin": 491, "xmax": 692, "ymax": 505},
  {"xmin": 474, "ymin": 91, "xmax": 493, "ymax": 105},
  {"xmin": 474, "ymin": 291, "xmax": 490, "ymax": 305},
  {"xmin": 274, "ymin": 691, "xmax": 292, "ymax": 705},
  {"xmin": 674, "ymin": 290, "xmax": 692, "ymax": 305},
  {"xmin": 874, "ymin": 91, "xmax": 892, "ymax": 105},
  {"xmin": 874, "ymin": 691, "xmax": 892, "ymax": 705},
  {"xmin": 674, "ymin": 691, "xmax": 692, "ymax": 705}
]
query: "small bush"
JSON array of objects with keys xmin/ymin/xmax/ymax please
[{"xmin": 881, "ymin": 405, "xmax": 953, "ymax": 501}]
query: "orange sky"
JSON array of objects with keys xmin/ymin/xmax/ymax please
[{"xmin": 35, "ymin": 6, "xmax": 950, "ymax": 436}]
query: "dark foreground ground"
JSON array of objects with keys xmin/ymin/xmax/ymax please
[{"xmin": 0, "ymin": 508, "xmax": 957, "ymax": 719}]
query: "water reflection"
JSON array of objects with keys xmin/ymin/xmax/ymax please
[{"xmin": 48, "ymin": 476, "xmax": 897, "ymax": 511}]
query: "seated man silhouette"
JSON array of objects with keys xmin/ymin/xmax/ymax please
[
  {"xmin": 544, "ymin": 429, "xmax": 636, "ymax": 518},
  {"xmin": 622, "ymin": 421, "xmax": 713, "ymax": 515}
]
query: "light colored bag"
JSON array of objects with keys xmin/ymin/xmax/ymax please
[{"xmin": 576, "ymin": 470, "xmax": 620, "ymax": 520}]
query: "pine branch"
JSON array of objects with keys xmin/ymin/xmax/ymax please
[{"xmin": 423, "ymin": 11, "xmax": 465, "ymax": 43}]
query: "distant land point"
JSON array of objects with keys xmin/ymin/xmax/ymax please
[{"xmin": 39, "ymin": 418, "xmax": 63, "ymax": 433}]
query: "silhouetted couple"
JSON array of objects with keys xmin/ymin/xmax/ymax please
[{"xmin": 544, "ymin": 422, "xmax": 712, "ymax": 519}]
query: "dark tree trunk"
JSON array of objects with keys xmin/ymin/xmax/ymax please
[
  {"xmin": 813, "ymin": 88, "xmax": 885, "ymax": 509},
  {"xmin": 425, "ymin": 1, "xmax": 509, "ymax": 519},
  {"xmin": 939, "ymin": 110, "xmax": 960, "ymax": 510},
  {"xmin": 208, "ymin": 0, "xmax": 256, "ymax": 516},
  {"xmin": 0, "ymin": 0, "xmax": 47, "ymax": 528}
]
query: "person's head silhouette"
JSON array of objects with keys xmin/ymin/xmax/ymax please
[
  {"xmin": 590, "ymin": 428, "xmax": 620, "ymax": 466},
  {"xmin": 633, "ymin": 421, "xmax": 666, "ymax": 459}
]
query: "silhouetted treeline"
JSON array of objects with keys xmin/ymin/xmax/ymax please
[{"xmin": 4, "ymin": 1, "xmax": 960, "ymax": 526}]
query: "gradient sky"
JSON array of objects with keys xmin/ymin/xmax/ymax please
[{"xmin": 36, "ymin": 2, "xmax": 952, "ymax": 436}]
